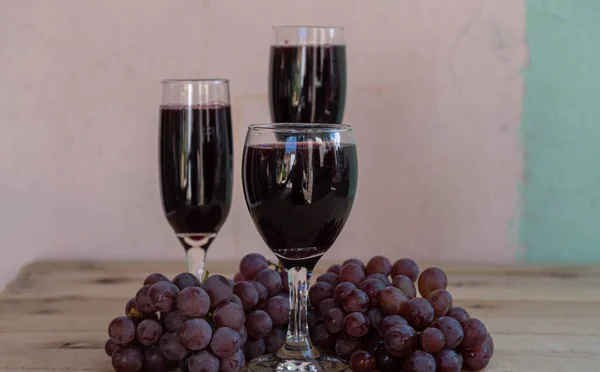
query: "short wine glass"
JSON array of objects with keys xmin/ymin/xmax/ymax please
[{"xmin": 242, "ymin": 123, "xmax": 358, "ymax": 371}]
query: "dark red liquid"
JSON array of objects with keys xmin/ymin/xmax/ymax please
[
  {"xmin": 159, "ymin": 105, "xmax": 233, "ymax": 248},
  {"xmin": 269, "ymin": 45, "xmax": 346, "ymax": 124},
  {"xmin": 243, "ymin": 141, "xmax": 357, "ymax": 269}
]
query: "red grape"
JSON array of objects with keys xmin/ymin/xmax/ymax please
[
  {"xmin": 434, "ymin": 349, "xmax": 462, "ymax": 372},
  {"xmin": 238, "ymin": 326, "xmax": 248, "ymax": 344},
  {"xmin": 486, "ymin": 333, "xmax": 494, "ymax": 355},
  {"xmin": 143, "ymin": 345, "xmax": 169, "ymax": 372},
  {"xmin": 213, "ymin": 302, "xmax": 246, "ymax": 330},
  {"xmin": 446, "ymin": 306, "xmax": 470, "ymax": 323},
  {"xmin": 125, "ymin": 298, "xmax": 139, "ymax": 318},
  {"xmin": 342, "ymin": 258, "xmax": 366, "ymax": 271},
  {"xmin": 233, "ymin": 272, "xmax": 246, "ymax": 283},
  {"xmin": 427, "ymin": 289, "xmax": 453, "ymax": 319},
  {"xmin": 148, "ymin": 281, "xmax": 179, "ymax": 312},
  {"xmin": 432, "ymin": 316, "xmax": 464, "ymax": 349},
  {"xmin": 105, "ymin": 339, "xmax": 118, "ymax": 357},
  {"xmin": 108, "ymin": 316, "xmax": 136, "ymax": 345},
  {"xmin": 308, "ymin": 309, "xmax": 319, "ymax": 330},
  {"xmin": 344, "ymin": 312, "xmax": 371, "ymax": 338},
  {"xmin": 335, "ymin": 332, "xmax": 364, "ymax": 360},
  {"xmin": 265, "ymin": 295, "xmax": 290, "ymax": 326},
  {"xmin": 327, "ymin": 264, "xmax": 342, "ymax": 275},
  {"xmin": 187, "ymin": 350, "xmax": 219, "ymax": 372},
  {"xmin": 203, "ymin": 275, "xmax": 233, "ymax": 309},
  {"xmin": 162, "ymin": 310, "xmax": 189, "ymax": 333},
  {"xmin": 111, "ymin": 344, "xmax": 143, "ymax": 372},
  {"xmin": 180, "ymin": 318, "xmax": 212, "ymax": 350},
  {"xmin": 462, "ymin": 338, "xmax": 493, "ymax": 371},
  {"xmin": 378, "ymin": 315, "xmax": 408, "ymax": 338},
  {"xmin": 366, "ymin": 307, "xmax": 384, "ymax": 332},
  {"xmin": 136, "ymin": 319, "xmax": 163, "ymax": 346},
  {"xmin": 349, "ymin": 350, "xmax": 377, "ymax": 372},
  {"xmin": 220, "ymin": 347, "xmax": 245, "ymax": 372},
  {"xmin": 308, "ymin": 281, "xmax": 334, "ymax": 308},
  {"xmin": 391, "ymin": 258, "xmax": 419, "ymax": 282},
  {"xmin": 254, "ymin": 269, "xmax": 282, "ymax": 297},
  {"xmin": 313, "ymin": 323, "xmax": 337, "ymax": 352},
  {"xmin": 324, "ymin": 307, "xmax": 345, "ymax": 334},
  {"xmin": 210, "ymin": 327, "xmax": 242, "ymax": 358},
  {"xmin": 378, "ymin": 286, "xmax": 408, "ymax": 316},
  {"xmin": 264, "ymin": 327, "xmax": 286, "ymax": 354},
  {"xmin": 342, "ymin": 288, "xmax": 370, "ymax": 313},
  {"xmin": 334, "ymin": 282, "xmax": 356, "ymax": 305},
  {"xmin": 383, "ymin": 324, "xmax": 418, "ymax": 357},
  {"xmin": 418, "ymin": 267, "xmax": 447, "ymax": 298},
  {"xmin": 143, "ymin": 273, "xmax": 169, "ymax": 286},
  {"xmin": 391, "ymin": 275, "xmax": 416, "ymax": 298},
  {"xmin": 245, "ymin": 310, "xmax": 273, "ymax": 339},
  {"xmin": 318, "ymin": 297, "xmax": 337, "ymax": 316},
  {"xmin": 230, "ymin": 294, "xmax": 243, "ymax": 308},
  {"xmin": 366, "ymin": 256, "xmax": 392, "ymax": 277},
  {"xmin": 172, "ymin": 273, "xmax": 201, "ymax": 290},
  {"xmin": 244, "ymin": 337, "xmax": 266, "ymax": 361},
  {"xmin": 135, "ymin": 285, "xmax": 154, "ymax": 312},
  {"xmin": 376, "ymin": 348, "xmax": 404, "ymax": 372},
  {"xmin": 366, "ymin": 273, "xmax": 391, "ymax": 286},
  {"xmin": 339, "ymin": 263, "xmax": 366, "ymax": 286},
  {"xmin": 420, "ymin": 327, "xmax": 445, "ymax": 353},
  {"xmin": 460, "ymin": 318, "xmax": 488, "ymax": 351},
  {"xmin": 279, "ymin": 269, "xmax": 289, "ymax": 293},
  {"xmin": 403, "ymin": 297, "xmax": 434, "ymax": 330},
  {"xmin": 359, "ymin": 278, "xmax": 385, "ymax": 307},
  {"xmin": 158, "ymin": 331, "xmax": 189, "ymax": 361},
  {"xmin": 316, "ymin": 272, "xmax": 340, "ymax": 288},
  {"xmin": 177, "ymin": 286, "xmax": 210, "ymax": 318},
  {"xmin": 239, "ymin": 253, "xmax": 268, "ymax": 280},
  {"xmin": 403, "ymin": 350, "xmax": 436, "ymax": 372},
  {"xmin": 250, "ymin": 281, "xmax": 268, "ymax": 305}
]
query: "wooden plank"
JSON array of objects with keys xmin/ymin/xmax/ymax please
[
  {"xmin": 0, "ymin": 260, "xmax": 599, "ymax": 371},
  {"xmin": 5, "ymin": 261, "xmax": 600, "ymax": 303}
]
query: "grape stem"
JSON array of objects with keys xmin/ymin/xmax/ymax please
[{"xmin": 267, "ymin": 260, "xmax": 283, "ymax": 271}]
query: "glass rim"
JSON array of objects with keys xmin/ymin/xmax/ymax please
[
  {"xmin": 248, "ymin": 123, "xmax": 352, "ymax": 133},
  {"xmin": 161, "ymin": 78, "xmax": 229, "ymax": 84},
  {"xmin": 273, "ymin": 25, "xmax": 344, "ymax": 31}
]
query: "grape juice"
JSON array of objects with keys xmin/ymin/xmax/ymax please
[
  {"xmin": 159, "ymin": 104, "xmax": 233, "ymax": 245},
  {"xmin": 243, "ymin": 141, "xmax": 357, "ymax": 269},
  {"xmin": 269, "ymin": 45, "xmax": 346, "ymax": 124}
]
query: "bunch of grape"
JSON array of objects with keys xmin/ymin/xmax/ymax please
[
  {"xmin": 105, "ymin": 253, "xmax": 289, "ymax": 372},
  {"xmin": 307, "ymin": 257, "xmax": 494, "ymax": 372},
  {"xmin": 105, "ymin": 253, "xmax": 494, "ymax": 372}
]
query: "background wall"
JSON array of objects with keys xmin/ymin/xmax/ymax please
[
  {"xmin": 521, "ymin": 0, "xmax": 600, "ymax": 262},
  {"xmin": 0, "ymin": 0, "xmax": 527, "ymax": 287}
]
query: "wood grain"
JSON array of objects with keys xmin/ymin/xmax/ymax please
[{"xmin": 0, "ymin": 260, "xmax": 599, "ymax": 371}]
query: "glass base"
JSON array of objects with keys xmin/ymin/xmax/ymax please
[{"xmin": 247, "ymin": 353, "xmax": 348, "ymax": 372}]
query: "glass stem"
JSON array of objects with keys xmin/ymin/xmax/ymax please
[
  {"xmin": 279, "ymin": 266, "xmax": 320, "ymax": 359},
  {"xmin": 186, "ymin": 247, "xmax": 206, "ymax": 282}
]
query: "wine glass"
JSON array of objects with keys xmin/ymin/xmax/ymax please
[
  {"xmin": 242, "ymin": 123, "xmax": 358, "ymax": 371},
  {"xmin": 159, "ymin": 79, "xmax": 233, "ymax": 280},
  {"xmin": 269, "ymin": 26, "xmax": 346, "ymax": 124}
]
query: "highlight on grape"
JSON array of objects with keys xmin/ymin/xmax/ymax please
[{"xmin": 105, "ymin": 254, "xmax": 493, "ymax": 372}]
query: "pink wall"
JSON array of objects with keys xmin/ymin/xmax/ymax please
[{"xmin": 0, "ymin": 0, "xmax": 527, "ymax": 287}]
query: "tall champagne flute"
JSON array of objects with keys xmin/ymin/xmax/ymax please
[
  {"xmin": 242, "ymin": 123, "xmax": 358, "ymax": 371},
  {"xmin": 269, "ymin": 26, "xmax": 346, "ymax": 124},
  {"xmin": 159, "ymin": 79, "xmax": 233, "ymax": 280}
]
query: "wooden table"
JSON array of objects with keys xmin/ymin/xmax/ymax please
[{"xmin": 0, "ymin": 260, "xmax": 599, "ymax": 371}]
